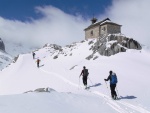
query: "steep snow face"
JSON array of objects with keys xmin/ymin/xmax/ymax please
[{"xmin": 0, "ymin": 39, "xmax": 150, "ymax": 113}]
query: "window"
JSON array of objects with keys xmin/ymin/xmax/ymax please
[{"xmin": 102, "ymin": 27, "xmax": 106, "ymax": 31}]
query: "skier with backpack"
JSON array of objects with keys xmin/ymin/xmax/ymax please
[
  {"xmin": 32, "ymin": 52, "xmax": 36, "ymax": 59},
  {"xmin": 104, "ymin": 71, "xmax": 118, "ymax": 99},
  {"xmin": 79, "ymin": 66, "xmax": 89, "ymax": 89},
  {"xmin": 36, "ymin": 59, "xmax": 41, "ymax": 68}
]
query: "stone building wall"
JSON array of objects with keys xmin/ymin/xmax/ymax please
[
  {"xmin": 85, "ymin": 26, "xmax": 100, "ymax": 40},
  {"xmin": 85, "ymin": 21, "xmax": 121, "ymax": 40},
  {"xmin": 105, "ymin": 24, "xmax": 121, "ymax": 34},
  {"xmin": 100, "ymin": 24, "xmax": 107, "ymax": 35}
]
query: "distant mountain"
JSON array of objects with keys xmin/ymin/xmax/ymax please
[
  {"xmin": 0, "ymin": 38, "xmax": 5, "ymax": 51},
  {"xmin": 0, "ymin": 37, "xmax": 40, "ymax": 70},
  {"xmin": 0, "ymin": 50, "xmax": 12, "ymax": 70},
  {"xmin": 0, "ymin": 38, "xmax": 12, "ymax": 70},
  {"xmin": 3, "ymin": 40, "xmax": 39, "ymax": 57}
]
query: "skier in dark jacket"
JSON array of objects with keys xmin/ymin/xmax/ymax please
[
  {"xmin": 32, "ymin": 52, "xmax": 36, "ymax": 59},
  {"xmin": 79, "ymin": 66, "xmax": 89, "ymax": 88},
  {"xmin": 36, "ymin": 59, "xmax": 41, "ymax": 68},
  {"xmin": 104, "ymin": 71, "xmax": 118, "ymax": 99}
]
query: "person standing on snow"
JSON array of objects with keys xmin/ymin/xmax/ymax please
[
  {"xmin": 104, "ymin": 71, "xmax": 118, "ymax": 99},
  {"xmin": 32, "ymin": 52, "xmax": 36, "ymax": 59},
  {"xmin": 79, "ymin": 66, "xmax": 89, "ymax": 89},
  {"xmin": 36, "ymin": 59, "xmax": 41, "ymax": 68}
]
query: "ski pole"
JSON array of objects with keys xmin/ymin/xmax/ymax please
[
  {"xmin": 116, "ymin": 85, "xmax": 120, "ymax": 97},
  {"xmin": 88, "ymin": 77, "xmax": 93, "ymax": 85},
  {"xmin": 104, "ymin": 80, "xmax": 110, "ymax": 96},
  {"xmin": 78, "ymin": 78, "xmax": 80, "ymax": 90},
  {"xmin": 105, "ymin": 80, "xmax": 108, "ymax": 89},
  {"xmin": 78, "ymin": 76, "xmax": 81, "ymax": 90}
]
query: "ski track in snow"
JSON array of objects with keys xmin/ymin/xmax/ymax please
[
  {"xmin": 117, "ymin": 101, "xmax": 150, "ymax": 113},
  {"xmin": 92, "ymin": 91, "xmax": 129, "ymax": 113},
  {"xmin": 93, "ymin": 91, "xmax": 150, "ymax": 113},
  {"xmin": 40, "ymin": 67, "xmax": 150, "ymax": 113},
  {"xmin": 40, "ymin": 68, "xmax": 78, "ymax": 87}
]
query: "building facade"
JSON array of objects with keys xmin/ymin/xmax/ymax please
[{"xmin": 84, "ymin": 18, "xmax": 122, "ymax": 40}]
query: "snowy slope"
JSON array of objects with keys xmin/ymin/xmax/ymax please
[{"xmin": 0, "ymin": 39, "xmax": 150, "ymax": 113}]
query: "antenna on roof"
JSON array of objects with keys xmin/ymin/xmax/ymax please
[{"xmin": 91, "ymin": 14, "xmax": 97, "ymax": 24}]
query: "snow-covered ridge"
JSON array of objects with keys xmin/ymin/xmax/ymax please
[
  {"xmin": 40, "ymin": 40, "xmax": 94, "ymax": 60},
  {"xmin": 39, "ymin": 34, "xmax": 142, "ymax": 61},
  {"xmin": 0, "ymin": 33, "xmax": 142, "ymax": 71}
]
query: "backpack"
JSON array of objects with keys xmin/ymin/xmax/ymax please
[
  {"xmin": 110, "ymin": 73, "xmax": 118, "ymax": 84},
  {"xmin": 37, "ymin": 59, "xmax": 40, "ymax": 63},
  {"xmin": 83, "ymin": 69, "xmax": 89, "ymax": 76}
]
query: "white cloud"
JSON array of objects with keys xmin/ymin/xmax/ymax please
[
  {"xmin": 0, "ymin": 5, "xmax": 89, "ymax": 48},
  {"xmin": 100, "ymin": 0, "xmax": 150, "ymax": 46},
  {"xmin": 1, "ymin": 0, "xmax": 149, "ymax": 53}
]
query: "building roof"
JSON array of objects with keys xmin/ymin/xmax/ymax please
[
  {"xmin": 84, "ymin": 18, "xmax": 121, "ymax": 31},
  {"xmin": 100, "ymin": 21, "xmax": 122, "ymax": 26}
]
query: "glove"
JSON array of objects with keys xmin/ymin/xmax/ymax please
[{"xmin": 104, "ymin": 79, "xmax": 107, "ymax": 81}]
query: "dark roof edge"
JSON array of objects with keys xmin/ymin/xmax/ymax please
[
  {"xmin": 84, "ymin": 21, "xmax": 122, "ymax": 31},
  {"xmin": 100, "ymin": 22, "xmax": 122, "ymax": 26}
]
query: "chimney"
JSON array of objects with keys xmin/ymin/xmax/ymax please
[{"xmin": 91, "ymin": 17, "xmax": 97, "ymax": 24}]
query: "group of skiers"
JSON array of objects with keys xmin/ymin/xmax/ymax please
[
  {"xmin": 32, "ymin": 52, "xmax": 41, "ymax": 68},
  {"xmin": 32, "ymin": 52, "xmax": 118, "ymax": 100},
  {"xmin": 79, "ymin": 66, "xmax": 118, "ymax": 100}
]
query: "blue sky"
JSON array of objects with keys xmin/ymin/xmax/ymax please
[
  {"xmin": 0, "ymin": 0, "xmax": 112, "ymax": 21},
  {"xmin": 0, "ymin": 0, "xmax": 150, "ymax": 48}
]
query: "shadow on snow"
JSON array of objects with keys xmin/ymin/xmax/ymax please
[
  {"xmin": 88, "ymin": 83, "xmax": 102, "ymax": 88},
  {"xmin": 119, "ymin": 95, "xmax": 137, "ymax": 100}
]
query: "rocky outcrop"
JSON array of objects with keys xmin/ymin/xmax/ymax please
[
  {"xmin": 107, "ymin": 35, "xmax": 141, "ymax": 49},
  {"xmin": 24, "ymin": 87, "xmax": 55, "ymax": 93},
  {"xmin": 90, "ymin": 34, "xmax": 142, "ymax": 57},
  {"xmin": 44, "ymin": 44, "xmax": 62, "ymax": 51},
  {"xmin": 0, "ymin": 38, "xmax": 5, "ymax": 51}
]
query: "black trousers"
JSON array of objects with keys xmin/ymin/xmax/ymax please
[
  {"xmin": 83, "ymin": 76, "xmax": 87, "ymax": 86},
  {"xmin": 110, "ymin": 84, "xmax": 117, "ymax": 97},
  {"xmin": 37, "ymin": 63, "xmax": 39, "ymax": 67}
]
